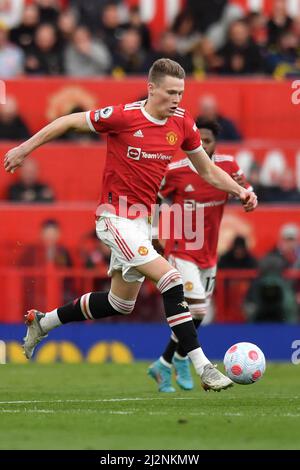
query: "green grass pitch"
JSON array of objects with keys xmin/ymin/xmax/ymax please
[{"xmin": 0, "ymin": 362, "xmax": 299, "ymax": 450}]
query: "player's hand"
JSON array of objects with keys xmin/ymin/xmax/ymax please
[
  {"xmin": 3, "ymin": 146, "xmax": 27, "ymax": 173},
  {"xmin": 239, "ymin": 190, "xmax": 257, "ymax": 212}
]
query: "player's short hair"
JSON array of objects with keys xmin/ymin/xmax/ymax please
[
  {"xmin": 195, "ymin": 118, "xmax": 220, "ymax": 138},
  {"xmin": 148, "ymin": 58, "xmax": 185, "ymax": 84}
]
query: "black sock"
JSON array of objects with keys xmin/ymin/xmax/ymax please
[
  {"xmin": 57, "ymin": 291, "xmax": 121, "ymax": 324},
  {"xmin": 163, "ymin": 285, "xmax": 200, "ymax": 355},
  {"xmin": 162, "ymin": 338, "xmax": 177, "ymax": 364},
  {"xmin": 177, "ymin": 318, "xmax": 203, "ymax": 357}
]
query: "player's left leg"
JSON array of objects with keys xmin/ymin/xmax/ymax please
[
  {"xmin": 148, "ymin": 297, "xmax": 206, "ymax": 392},
  {"xmin": 139, "ymin": 257, "xmax": 232, "ymax": 391},
  {"xmin": 152, "ymin": 257, "xmax": 206, "ymax": 391},
  {"xmin": 172, "ymin": 298, "xmax": 206, "ymax": 390},
  {"xmin": 174, "ymin": 265, "xmax": 217, "ymax": 389},
  {"xmin": 150, "ymin": 259, "xmax": 217, "ymax": 391}
]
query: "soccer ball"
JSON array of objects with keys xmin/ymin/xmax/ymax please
[{"xmin": 223, "ymin": 342, "xmax": 266, "ymax": 385}]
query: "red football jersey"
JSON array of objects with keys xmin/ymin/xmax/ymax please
[
  {"xmin": 159, "ymin": 155, "xmax": 252, "ymax": 269},
  {"xmin": 86, "ymin": 101, "xmax": 202, "ymax": 218}
]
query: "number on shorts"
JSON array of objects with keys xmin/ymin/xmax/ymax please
[{"xmin": 205, "ymin": 276, "xmax": 216, "ymax": 293}]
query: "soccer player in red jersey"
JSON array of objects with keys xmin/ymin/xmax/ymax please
[
  {"xmin": 4, "ymin": 59, "xmax": 257, "ymax": 391},
  {"xmin": 148, "ymin": 119, "xmax": 253, "ymax": 392}
]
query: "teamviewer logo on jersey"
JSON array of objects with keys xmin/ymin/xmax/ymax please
[{"xmin": 127, "ymin": 146, "xmax": 141, "ymax": 160}]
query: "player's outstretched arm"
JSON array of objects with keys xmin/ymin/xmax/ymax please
[
  {"xmin": 4, "ymin": 112, "xmax": 89, "ymax": 173},
  {"xmin": 188, "ymin": 147, "xmax": 257, "ymax": 212}
]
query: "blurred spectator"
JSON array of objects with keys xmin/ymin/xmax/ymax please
[
  {"xmin": 185, "ymin": 0, "xmax": 244, "ymax": 50},
  {"xmin": 191, "ymin": 37, "xmax": 222, "ymax": 76},
  {"xmin": 291, "ymin": 15, "xmax": 300, "ymax": 43},
  {"xmin": 186, "ymin": 0, "xmax": 227, "ymax": 33},
  {"xmin": 200, "ymin": 0, "xmax": 244, "ymax": 50},
  {"xmin": 244, "ymin": 254, "xmax": 298, "ymax": 323},
  {"xmin": 197, "ymin": 95, "xmax": 242, "ymax": 141},
  {"xmin": 248, "ymin": 163, "xmax": 300, "ymax": 203},
  {"xmin": 0, "ymin": 0, "xmax": 24, "ymax": 29},
  {"xmin": 247, "ymin": 11, "xmax": 268, "ymax": 49},
  {"xmin": 112, "ymin": 28, "xmax": 147, "ymax": 75},
  {"xmin": 218, "ymin": 235, "xmax": 258, "ymax": 269},
  {"xmin": 0, "ymin": 21, "xmax": 24, "ymax": 77},
  {"xmin": 265, "ymin": 31, "xmax": 300, "ymax": 78},
  {"xmin": 35, "ymin": 0, "xmax": 60, "ymax": 25},
  {"xmin": 121, "ymin": 5, "xmax": 151, "ymax": 51},
  {"xmin": 98, "ymin": 2, "xmax": 124, "ymax": 55},
  {"xmin": 77, "ymin": 230, "xmax": 111, "ymax": 293},
  {"xmin": 71, "ymin": 0, "xmax": 125, "ymax": 35},
  {"xmin": 65, "ymin": 26, "xmax": 111, "ymax": 76},
  {"xmin": 264, "ymin": 224, "xmax": 300, "ymax": 269},
  {"xmin": 19, "ymin": 219, "xmax": 72, "ymax": 267},
  {"xmin": 259, "ymin": 169, "xmax": 300, "ymax": 203},
  {"xmin": 7, "ymin": 158, "xmax": 55, "ymax": 203},
  {"xmin": 153, "ymin": 31, "xmax": 193, "ymax": 73},
  {"xmin": 57, "ymin": 8, "xmax": 78, "ymax": 48},
  {"xmin": 0, "ymin": 95, "xmax": 30, "ymax": 141},
  {"xmin": 18, "ymin": 219, "xmax": 74, "ymax": 308},
  {"xmin": 267, "ymin": 0, "xmax": 292, "ymax": 47},
  {"xmin": 25, "ymin": 23, "xmax": 64, "ymax": 75},
  {"xmin": 10, "ymin": 4, "xmax": 40, "ymax": 53},
  {"xmin": 246, "ymin": 162, "xmax": 264, "ymax": 197},
  {"xmin": 79, "ymin": 231, "xmax": 110, "ymax": 269},
  {"xmin": 218, "ymin": 19, "xmax": 263, "ymax": 75},
  {"xmin": 172, "ymin": 11, "xmax": 201, "ymax": 56}
]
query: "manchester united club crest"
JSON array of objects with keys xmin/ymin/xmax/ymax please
[
  {"xmin": 138, "ymin": 246, "xmax": 149, "ymax": 256},
  {"xmin": 166, "ymin": 131, "xmax": 178, "ymax": 145},
  {"xmin": 184, "ymin": 281, "xmax": 194, "ymax": 291}
]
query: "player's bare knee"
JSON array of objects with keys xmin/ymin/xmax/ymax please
[{"xmin": 108, "ymin": 290, "xmax": 136, "ymax": 315}]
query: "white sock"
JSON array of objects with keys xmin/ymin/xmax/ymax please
[
  {"xmin": 39, "ymin": 309, "xmax": 62, "ymax": 333},
  {"xmin": 188, "ymin": 347, "xmax": 211, "ymax": 376}
]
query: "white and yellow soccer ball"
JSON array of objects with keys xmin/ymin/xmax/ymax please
[{"xmin": 223, "ymin": 342, "xmax": 266, "ymax": 385}]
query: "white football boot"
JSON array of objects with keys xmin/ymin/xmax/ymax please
[
  {"xmin": 200, "ymin": 363, "xmax": 233, "ymax": 392},
  {"xmin": 23, "ymin": 309, "xmax": 48, "ymax": 359}
]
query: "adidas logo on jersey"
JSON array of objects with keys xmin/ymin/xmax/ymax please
[
  {"xmin": 133, "ymin": 130, "xmax": 144, "ymax": 138},
  {"xmin": 185, "ymin": 184, "xmax": 195, "ymax": 192}
]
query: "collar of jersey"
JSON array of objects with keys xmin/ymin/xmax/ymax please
[{"xmin": 141, "ymin": 101, "xmax": 168, "ymax": 125}]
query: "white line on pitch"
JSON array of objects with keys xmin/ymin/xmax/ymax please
[{"xmin": 0, "ymin": 397, "xmax": 199, "ymax": 405}]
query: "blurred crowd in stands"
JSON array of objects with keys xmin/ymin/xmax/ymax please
[
  {"xmin": 1, "ymin": 0, "xmax": 300, "ymax": 203},
  {"xmin": 1, "ymin": 0, "xmax": 300, "ymax": 79}
]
